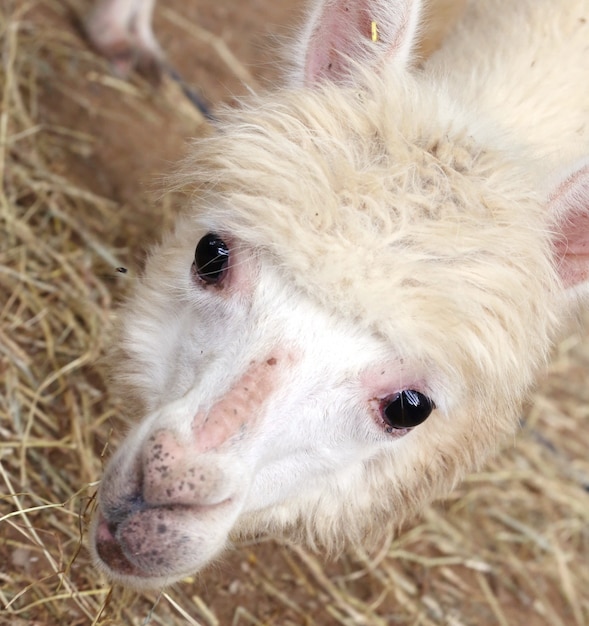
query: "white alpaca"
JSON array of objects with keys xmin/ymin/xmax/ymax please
[{"xmin": 89, "ymin": 0, "xmax": 589, "ymax": 589}]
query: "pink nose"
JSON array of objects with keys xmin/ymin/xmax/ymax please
[
  {"xmin": 141, "ymin": 429, "xmax": 237, "ymax": 507},
  {"xmin": 139, "ymin": 355, "xmax": 284, "ymax": 507}
]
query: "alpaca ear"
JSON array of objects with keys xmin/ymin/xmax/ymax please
[
  {"xmin": 549, "ymin": 160, "xmax": 589, "ymax": 296},
  {"xmin": 296, "ymin": 0, "xmax": 423, "ymax": 86}
]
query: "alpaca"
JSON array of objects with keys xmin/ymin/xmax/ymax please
[
  {"xmin": 85, "ymin": 0, "xmax": 161, "ymax": 77},
  {"xmin": 89, "ymin": 0, "xmax": 589, "ymax": 589}
]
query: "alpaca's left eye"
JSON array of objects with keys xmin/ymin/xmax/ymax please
[
  {"xmin": 193, "ymin": 233, "xmax": 230, "ymax": 284},
  {"xmin": 380, "ymin": 390, "xmax": 434, "ymax": 431}
]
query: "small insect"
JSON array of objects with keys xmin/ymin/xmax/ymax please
[{"xmin": 116, "ymin": 267, "xmax": 128, "ymax": 274}]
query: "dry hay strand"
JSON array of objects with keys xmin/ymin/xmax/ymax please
[{"xmin": 1, "ymin": 0, "xmax": 588, "ymax": 625}]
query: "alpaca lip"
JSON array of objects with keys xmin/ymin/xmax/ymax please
[
  {"xmin": 94, "ymin": 513, "xmax": 148, "ymax": 578},
  {"xmin": 93, "ymin": 497, "xmax": 238, "ymax": 581},
  {"xmin": 94, "ymin": 507, "xmax": 181, "ymax": 579}
]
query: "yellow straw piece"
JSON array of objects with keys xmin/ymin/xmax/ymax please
[{"xmin": 371, "ymin": 21, "xmax": 379, "ymax": 43}]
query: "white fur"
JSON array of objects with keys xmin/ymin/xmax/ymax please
[{"xmin": 90, "ymin": 0, "xmax": 589, "ymax": 589}]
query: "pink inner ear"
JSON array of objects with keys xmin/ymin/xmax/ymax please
[
  {"xmin": 550, "ymin": 163, "xmax": 589, "ymax": 288},
  {"xmin": 554, "ymin": 211, "xmax": 589, "ymax": 287},
  {"xmin": 301, "ymin": 0, "xmax": 421, "ymax": 86},
  {"xmin": 304, "ymin": 2, "xmax": 373, "ymax": 85}
]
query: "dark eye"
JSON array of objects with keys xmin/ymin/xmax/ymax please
[
  {"xmin": 194, "ymin": 233, "xmax": 230, "ymax": 284},
  {"xmin": 380, "ymin": 390, "xmax": 434, "ymax": 431}
]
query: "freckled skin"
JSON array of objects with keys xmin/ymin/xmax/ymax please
[{"xmin": 142, "ymin": 431, "xmax": 228, "ymax": 507}]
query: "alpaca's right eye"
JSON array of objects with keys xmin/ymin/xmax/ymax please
[
  {"xmin": 193, "ymin": 233, "xmax": 230, "ymax": 284},
  {"xmin": 380, "ymin": 390, "xmax": 434, "ymax": 431}
]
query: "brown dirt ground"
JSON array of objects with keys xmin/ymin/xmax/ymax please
[{"xmin": 1, "ymin": 1, "xmax": 588, "ymax": 625}]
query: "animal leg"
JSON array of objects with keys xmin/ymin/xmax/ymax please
[{"xmin": 85, "ymin": 0, "xmax": 163, "ymax": 78}]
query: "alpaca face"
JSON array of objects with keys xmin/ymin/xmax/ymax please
[
  {"xmin": 91, "ymin": 128, "xmax": 554, "ymax": 586},
  {"xmin": 92, "ymin": 224, "xmax": 443, "ymax": 586},
  {"xmin": 89, "ymin": 0, "xmax": 589, "ymax": 589}
]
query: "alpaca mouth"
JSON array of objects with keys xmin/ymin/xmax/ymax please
[
  {"xmin": 93, "ymin": 508, "xmax": 189, "ymax": 580},
  {"xmin": 91, "ymin": 423, "xmax": 254, "ymax": 586},
  {"xmin": 91, "ymin": 496, "xmax": 239, "ymax": 586}
]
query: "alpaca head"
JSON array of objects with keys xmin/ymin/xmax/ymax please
[{"xmin": 90, "ymin": 0, "xmax": 589, "ymax": 588}]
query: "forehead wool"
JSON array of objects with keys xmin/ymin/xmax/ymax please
[{"xmin": 175, "ymin": 69, "xmax": 559, "ymax": 394}]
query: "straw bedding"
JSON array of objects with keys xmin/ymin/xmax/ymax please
[{"xmin": 1, "ymin": 0, "xmax": 587, "ymax": 624}]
